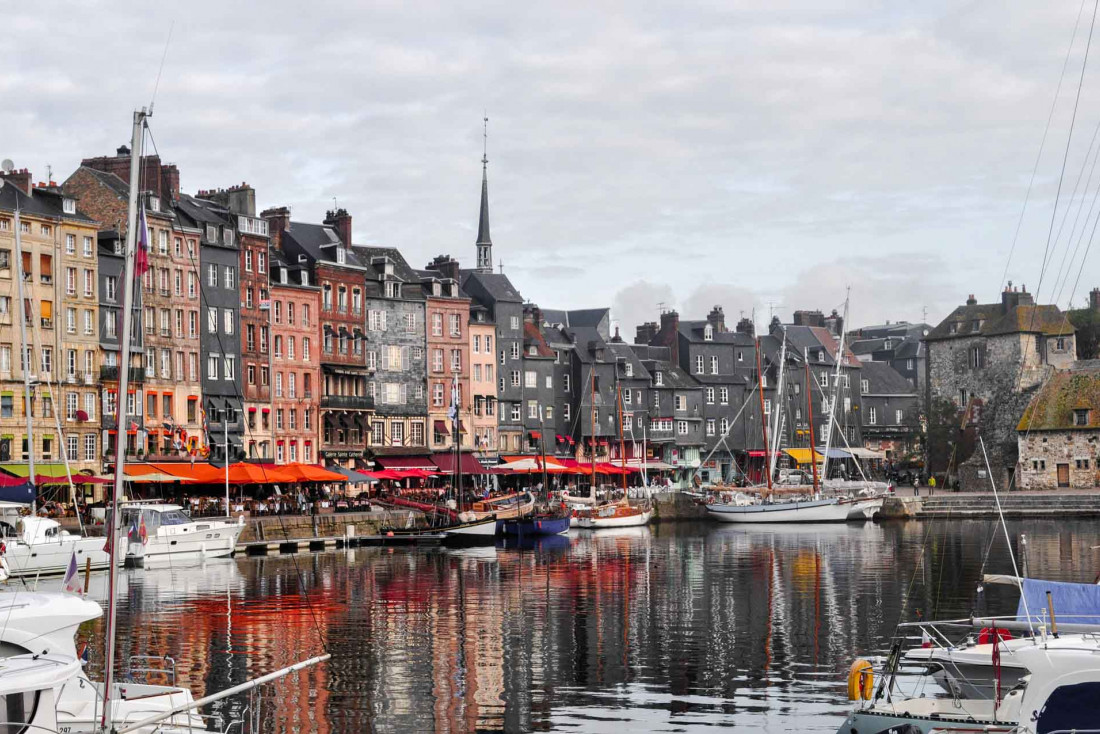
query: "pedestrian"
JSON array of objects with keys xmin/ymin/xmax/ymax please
[{"xmin": 929, "ymin": 475, "xmax": 936, "ymax": 496}]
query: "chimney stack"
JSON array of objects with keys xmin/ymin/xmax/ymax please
[
  {"xmin": 793, "ymin": 310, "xmax": 825, "ymax": 328},
  {"xmin": 1091, "ymin": 288, "xmax": 1100, "ymax": 313},
  {"xmin": 706, "ymin": 305, "xmax": 726, "ymax": 333},
  {"xmin": 966, "ymin": 294, "xmax": 977, "ymax": 306},
  {"xmin": 635, "ymin": 321, "xmax": 659, "ymax": 344},
  {"xmin": 324, "ymin": 208, "xmax": 352, "ymax": 247},
  {"xmin": 261, "ymin": 206, "xmax": 292, "ymax": 251},
  {"xmin": 428, "ymin": 254, "xmax": 461, "ymax": 282},
  {"xmin": 735, "ymin": 317, "xmax": 755, "ymax": 337},
  {"xmin": 0, "ymin": 168, "xmax": 32, "ymax": 196}
]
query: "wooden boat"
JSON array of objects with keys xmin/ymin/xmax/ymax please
[
  {"xmin": 500, "ymin": 513, "xmax": 570, "ymax": 536},
  {"xmin": 572, "ymin": 501, "xmax": 653, "ymax": 529},
  {"xmin": 470, "ymin": 491, "xmax": 535, "ymax": 521}
]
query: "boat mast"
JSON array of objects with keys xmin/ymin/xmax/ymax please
[
  {"xmin": 589, "ymin": 367, "xmax": 597, "ymax": 501},
  {"xmin": 616, "ymin": 375, "xmax": 627, "ymax": 492},
  {"xmin": 767, "ymin": 330, "xmax": 787, "ymax": 485},
  {"xmin": 12, "ymin": 198, "xmax": 35, "ymax": 513},
  {"xmin": 452, "ymin": 376, "xmax": 462, "ymax": 513},
  {"xmin": 754, "ymin": 336, "xmax": 772, "ymax": 495},
  {"xmin": 804, "ymin": 348, "xmax": 820, "ymax": 493},
  {"xmin": 101, "ymin": 107, "xmax": 147, "ymax": 733},
  {"xmin": 538, "ymin": 405, "xmax": 548, "ymax": 503}
]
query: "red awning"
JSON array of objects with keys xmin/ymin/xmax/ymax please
[
  {"xmin": 433, "ymin": 420, "xmax": 450, "ymax": 435},
  {"xmin": 375, "ymin": 455, "xmax": 438, "ymax": 471},
  {"xmin": 431, "ymin": 453, "xmax": 488, "ymax": 475},
  {"xmin": 529, "ymin": 431, "xmax": 541, "ymax": 440}
]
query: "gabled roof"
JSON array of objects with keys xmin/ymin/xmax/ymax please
[
  {"xmin": 606, "ymin": 342, "xmax": 651, "ymax": 380},
  {"xmin": 927, "ymin": 301, "xmax": 1073, "ymax": 340},
  {"xmin": 460, "ymin": 270, "xmax": 523, "ymax": 303},
  {"xmin": 781, "ymin": 325, "xmax": 860, "ymax": 367},
  {"xmin": 0, "ymin": 181, "xmax": 96, "ymax": 223},
  {"xmin": 523, "ymin": 321, "xmax": 555, "ymax": 358},
  {"xmin": 355, "ymin": 245, "xmax": 425, "ymax": 300},
  {"xmin": 76, "ymin": 166, "xmax": 131, "ymax": 199},
  {"xmin": 1018, "ymin": 362, "xmax": 1100, "ymax": 431},
  {"xmin": 176, "ymin": 194, "xmax": 230, "ymax": 226},
  {"xmin": 570, "ymin": 325, "xmax": 613, "ymax": 365},
  {"xmin": 280, "ymin": 220, "xmax": 366, "ymax": 269},
  {"xmin": 678, "ymin": 319, "xmax": 755, "ymax": 345},
  {"xmin": 646, "ymin": 360, "xmax": 700, "ymax": 391},
  {"xmin": 859, "ymin": 362, "xmax": 916, "ymax": 395}
]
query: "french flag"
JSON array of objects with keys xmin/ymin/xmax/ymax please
[{"xmin": 135, "ymin": 203, "xmax": 150, "ymax": 278}]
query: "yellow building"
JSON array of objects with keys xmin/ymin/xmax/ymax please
[{"xmin": 0, "ymin": 171, "xmax": 102, "ymax": 486}]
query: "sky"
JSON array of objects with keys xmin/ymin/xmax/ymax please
[{"xmin": 4, "ymin": 1, "xmax": 1100, "ymax": 338}]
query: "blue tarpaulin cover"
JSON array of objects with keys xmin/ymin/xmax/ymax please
[
  {"xmin": 1017, "ymin": 578, "xmax": 1100, "ymax": 625},
  {"xmin": 0, "ymin": 481, "xmax": 34, "ymax": 504}
]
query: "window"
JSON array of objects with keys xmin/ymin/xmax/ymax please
[
  {"xmin": 1074, "ymin": 409, "xmax": 1090, "ymax": 426},
  {"xmin": 710, "ymin": 356, "xmax": 718, "ymax": 374},
  {"xmin": 861, "ymin": 379, "xmax": 869, "ymax": 394},
  {"xmin": 451, "ymin": 349, "xmax": 462, "ymax": 372},
  {"xmin": 511, "ymin": 370, "xmax": 521, "ymax": 387},
  {"xmin": 224, "ymin": 355, "xmax": 235, "ymax": 381},
  {"xmin": 969, "ymin": 345, "xmax": 985, "ymax": 369},
  {"xmin": 511, "ymin": 342, "xmax": 520, "ymax": 360},
  {"xmin": 719, "ymin": 387, "xmax": 729, "ymax": 404},
  {"xmin": 563, "ymin": 374, "xmax": 570, "ymax": 392},
  {"xmin": 224, "ymin": 265, "xmax": 236, "ymax": 289},
  {"xmin": 66, "ymin": 234, "xmax": 76, "ymax": 255},
  {"xmin": 675, "ymin": 395, "xmax": 686, "ymax": 411},
  {"xmin": 623, "ymin": 389, "xmax": 632, "ymax": 404},
  {"xmin": 906, "ymin": 358, "xmax": 915, "ymax": 371},
  {"xmin": 705, "ymin": 387, "xmax": 714, "ymax": 404},
  {"xmin": 207, "ymin": 308, "xmax": 217, "ymax": 334},
  {"xmin": 704, "ymin": 324, "xmax": 713, "ymax": 341},
  {"xmin": 510, "ymin": 315, "xmax": 520, "ymax": 330},
  {"xmin": 895, "ymin": 409, "xmax": 903, "ymax": 424},
  {"xmin": 105, "ymin": 276, "xmax": 117, "ymax": 302},
  {"xmin": 431, "ymin": 313, "xmax": 442, "ymax": 336},
  {"xmin": 207, "ymin": 264, "xmax": 217, "ymax": 287},
  {"xmin": 510, "ymin": 404, "xmax": 521, "ymax": 422},
  {"xmin": 524, "ymin": 370, "xmax": 537, "ymax": 388},
  {"xmin": 528, "ymin": 400, "xmax": 539, "ymax": 419},
  {"xmin": 695, "ymin": 356, "xmax": 704, "ymax": 374},
  {"xmin": 368, "ymin": 310, "xmax": 387, "ymax": 331},
  {"xmin": 208, "ymin": 355, "xmax": 219, "ymax": 380},
  {"xmin": 706, "ymin": 419, "xmax": 715, "ymax": 436},
  {"xmin": 763, "ymin": 399, "xmax": 771, "ymax": 415},
  {"xmin": 449, "ymin": 313, "xmax": 461, "ymax": 337},
  {"xmin": 390, "ymin": 421, "xmax": 404, "ymax": 446},
  {"xmin": 868, "ymin": 406, "xmax": 877, "ymax": 424},
  {"xmin": 819, "ymin": 372, "xmax": 828, "ymax": 387},
  {"xmin": 677, "ymin": 420, "xmax": 689, "ymax": 435},
  {"xmin": 655, "ymin": 372, "xmax": 663, "ymax": 386},
  {"xmin": 187, "ymin": 271, "xmax": 197, "ymax": 298}
]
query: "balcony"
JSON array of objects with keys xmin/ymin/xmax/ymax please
[
  {"xmin": 100, "ymin": 365, "xmax": 146, "ymax": 382},
  {"xmin": 320, "ymin": 395, "xmax": 375, "ymax": 411}
]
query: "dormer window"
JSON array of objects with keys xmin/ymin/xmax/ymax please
[
  {"xmin": 949, "ymin": 322, "xmax": 959, "ymax": 334},
  {"xmin": 385, "ymin": 282, "xmax": 401, "ymax": 299},
  {"xmin": 205, "ymin": 224, "xmax": 217, "ymax": 242},
  {"xmin": 704, "ymin": 325, "xmax": 714, "ymax": 341},
  {"xmin": 883, "ymin": 339, "xmax": 891, "ymax": 349},
  {"xmin": 62, "ymin": 198, "xmax": 76, "ymax": 214},
  {"xmin": 300, "ymin": 271, "xmax": 310, "ymax": 286},
  {"xmin": 625, "ymin": 363, "xmax": 633, "ymax": 377},
  {"xmin": 280, "ymin": 267, "xmax": 288, "ymax": 285},
  {"xmin": 528, "ymin": 345, "xmax": 537, "ymax": 356},
  {"xmin": 335, "ymin": 248, "xmax": 346, "ymax": 265},
  {"xmin": 655, "ymin": 372, "xmax": 663, "ymax": 386},
  {"xmin": 223, "ymin": 229, "xmax": 235, "ymax": 247},
  {"xmin": 148, "ymin": 196, "xmax": 159, "ymax": 212},
  {"xmin": 432, "ymin": 282, "xmax": 441, "ymax": 296},
  {"xmin": 1075, "ymin": 409, "xmax": 1090, "ymax": 426}
]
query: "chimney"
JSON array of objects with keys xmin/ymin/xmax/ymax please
[
  {"xmin": 824, "ymin": 308, "xmax": 843, "ymax": 337},
  {"xmin": 261, "ymin": 206, "xmax": 291, "ymax": 251},
  {"xmin": 966, "ymin": 294, "xmax": 977, "ymax": 306},
  {"xmin": 0, "ymin": 168, "xmax": 32, "ymax": 195},
  {"xmin": 324, "ymin": 208, "xmax": 352, "ymax": 247},
  {"xmin": 660, "ymin": 309, "xmax": 679, "ymax": 337},
  {"xmin": 428, "ymin": 254, "xmax": 461, "ymax": 282},
  {"xmin": 160, "ymin": 164, "xmax": 180, "ymax": 202},
  {"xmin": 1001, "ymin": 284, "xmax": 1034, "ymax": 313},
  {"xmin": 735, "ymin": 317, "xmax": 755, "ymax": 337},
  {"xmin": 1091, "ymin": 288, "xmax": 1100, "ymax": 313},
  {"xmin": 706, "ymin": 305, "xmax": 726, "ymax": 333},
  {"xmin": 635, "ymin": 321, "xmax": 659, "ymax": 344},
  {"xmin": 793, "ymin": 310, "xmax": 825, "ymax": 328}
]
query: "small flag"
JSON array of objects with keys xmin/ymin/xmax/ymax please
[
  {"xmin": 920, "ymin": 630, "xmax": 933, "ymax": 649},
  {"xmin": 78, "ymin": 641, "xmax": 89, "ymax": 663},
  {"xmin": 102, "ymin": 529, "xmax": 112, "ymax": 555},
  {"xmin": 135, "ymin": 204, "xmax": 150, "ymax": 278},
  {"xmin": 62, "ymin": 551, "xmax": 80, "ymax": 594},
  {"xmin": 129, "ymin": 516, "xmax": 139, "ymax": 544},
  {"xmin": 138, "ymin": 515, "xmax": 148, "ymax": 545}
]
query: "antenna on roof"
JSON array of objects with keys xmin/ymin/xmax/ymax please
[
  {"xmin": 1, "ymin": 159, "xmax": 13, "ymax": 174},
  {"xmin": 498, "ymin": 259, "xmax": 504, "ymax": 274},
  {"xmin": 46, "ymin": 164, "xmax": 52, "ymax": 183},
  {"xmin": 482, "ymin": 112, "xmax": 489, "ymax": 168}
]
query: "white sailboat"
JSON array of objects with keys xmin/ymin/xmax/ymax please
[{"xmin": 121, "ymin": 501, "xmax": 244, "ymax": 564}]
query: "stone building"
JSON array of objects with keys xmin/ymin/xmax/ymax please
[
  {"xmin": 419, "ymin": 256, "xmax": 471, "ymax": 454},
  {"xmin": 925, "ymin": 286, "xmax": 1076, "ymax": 490},
  {"xmin": 632, "ymin": 345, "xmax": 705, "ymax": 486},
  {"xmin": 177, "ymin": 194, "xmax": 243, "ymax": 462},
  {"xmin": 264, "ymin": 207, "xmax": 374, "ymax": 469},
  {"xmin": 1016, "ymin": 362, "xmax": 1100, "ymax": 489},
  {"xmin": 858, "ymin": 361, "xmax": 919, "ymax": 460},
  {"xmin": 269, "ymin": 251, "xmax": 321, "ymax": 464},
  {"xmin": 0, "ymin": 174, "xmax": 103, "ymax": 473},
  {"xmin": 200, "ymin": 185, "xmax": 272, "ymax": 460}
]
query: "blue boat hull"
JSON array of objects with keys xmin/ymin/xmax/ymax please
[{"xmin": 500, "ymin": 515, "xmax": 571, "ymax": 536}]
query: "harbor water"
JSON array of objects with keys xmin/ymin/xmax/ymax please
[{"xmin": 50, "ymin": 519, "xmax": 1100, "ymax": 733}]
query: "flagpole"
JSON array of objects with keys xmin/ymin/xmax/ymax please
[{"xmin": 101, "ymin": 106, "xmax": 148, "ymax": 733}]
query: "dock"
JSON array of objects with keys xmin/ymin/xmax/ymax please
[{"xmin": 236, "ymin": 532, "xmax": 445, "ymax": 556}]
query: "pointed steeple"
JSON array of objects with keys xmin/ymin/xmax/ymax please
[{"xmin": 476, "ymin": 115, "xmax": 493, "ymax": 273}]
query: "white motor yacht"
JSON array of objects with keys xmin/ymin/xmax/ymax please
[
  {"xmin": 121, "ymin": 502, "xmax": 244, "ymax": 564},
  {"xmin": 0, "ymin": 591, "xmax": 205, "ymax": 733},
  {"xmin": 706, "ymin": 494, "xmax": 882, "ymax": 523},
  {"xmin": 0, "ymin": 502, "xmax": 126, "ymax": 578}
]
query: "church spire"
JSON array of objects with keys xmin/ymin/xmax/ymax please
[{"xmin": 476, "ymin": 115, "xmax": 493, "ymax": 273}]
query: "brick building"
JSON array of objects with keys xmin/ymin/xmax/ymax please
[
  {"xmin": 265, "ymin": 207, "xmax": 374, "ymax": 468},
  {"xmin": 420, "ymin": 256, "xmax": 471, "ymax": 454},
  {"xmin": 270, "ymin": 251, "xmax": 321, "ymax": 464}
]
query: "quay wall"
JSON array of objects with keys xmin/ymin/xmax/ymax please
[
  {"xmin": 652, "ymin": 492, "xmax": 709, "ymax": 522},
  {"xmin": 239, "ymin": 511, "xmax": 386, "ymax": 543}
]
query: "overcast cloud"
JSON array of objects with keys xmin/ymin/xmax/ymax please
[{"xmin": 4, "ymin": 1, "xmax": 1100, "ymax": 338}]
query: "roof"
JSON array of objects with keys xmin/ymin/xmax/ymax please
[
  {"xmin": 570, "ymin": 325, "xmax": 613, "ymax": 365},
  {"xmin": 282, "ymin": 220, "xmax": 366, "ymax": 269},
  {"xmin": 645, "ymin": 359, "xmax": 700, "ymax": 390},
  {"xmin": 678, "ymin": 320, "xmax": 755, "ymax": 345},
  {"xmin": 606, "ymin": 342, "xmax": 651, "ymax": 380},
  {"xmin": 927, "ymin": 300, "xmax": 1074, "ymax": 340},
  {"xmin": 859, "ymin": 362, "xmax": 916, "ymax": 395},
  {"xmin": 781, "ymin": 325, "xmax": 860, "ymax": 367},
  {"xmin": 460, "ymin": 270, "xmax": 523, "ymax": 303},
  {"xmin": 0, "ymin": 181, "xmax": 96, "ymax": 224},
  {"xmin": 76, "ymin": 166, "xmax": 131, "ymax": 198},
  {"xmin": 355, "ymin": 245, "xmax": 426, "ymax": 300},
  {"xmin": 176, "ymin": 194, "xmax": 230, "ymax": 227},
  {"xmin": 523, "ymin": 321, "xmax": 555, "ymax": 358},
  {"xmin": 1018, "ymin": 362, "xmax": 1100, "ymax": 431}
]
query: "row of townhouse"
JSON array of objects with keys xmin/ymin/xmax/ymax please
[{"xmin": 2, "ymin": 143, "xmax": 921, "ymax": 482}]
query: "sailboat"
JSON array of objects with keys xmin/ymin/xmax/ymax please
[
  {"xmin": 499, "ymin": 410, "xmax": 571, "ymax": 536},
  {"xmin": 571, "ymin": 368, "xmax": 651, "ymax": 529},
  {"xmin": 706, "ymin": 326, "xmax": 881, "ymax": 523}
]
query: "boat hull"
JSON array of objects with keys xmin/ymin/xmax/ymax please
[
  {"xmin": 574, "ymin": 507, "xmax": 653, "ymax": 529},
  {"xmin": 500, "ymin": 516, "xmax": 571, "ymax": 536},
  {"xmin": 2, "ymin": 534, "xmax": 127, "ymax": 577},
  {"xmin": 127, "ymin": 518, "xmax": 244, "ymax": 565},
  {"xmin": 442, "ymin": 516, "xmax": 498, "ymax": 545},
  {"xmin": 707, "ymin": 497, "xmax": 879, "ymax": 524},
  {"xmin": 837, "ymin": 710, "xmax": 1013, "ymax": 734}
]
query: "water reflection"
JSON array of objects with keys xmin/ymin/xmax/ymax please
[{"xmin": 57, "ymin": 519, "xmax": 1100, "ymax": 733}]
